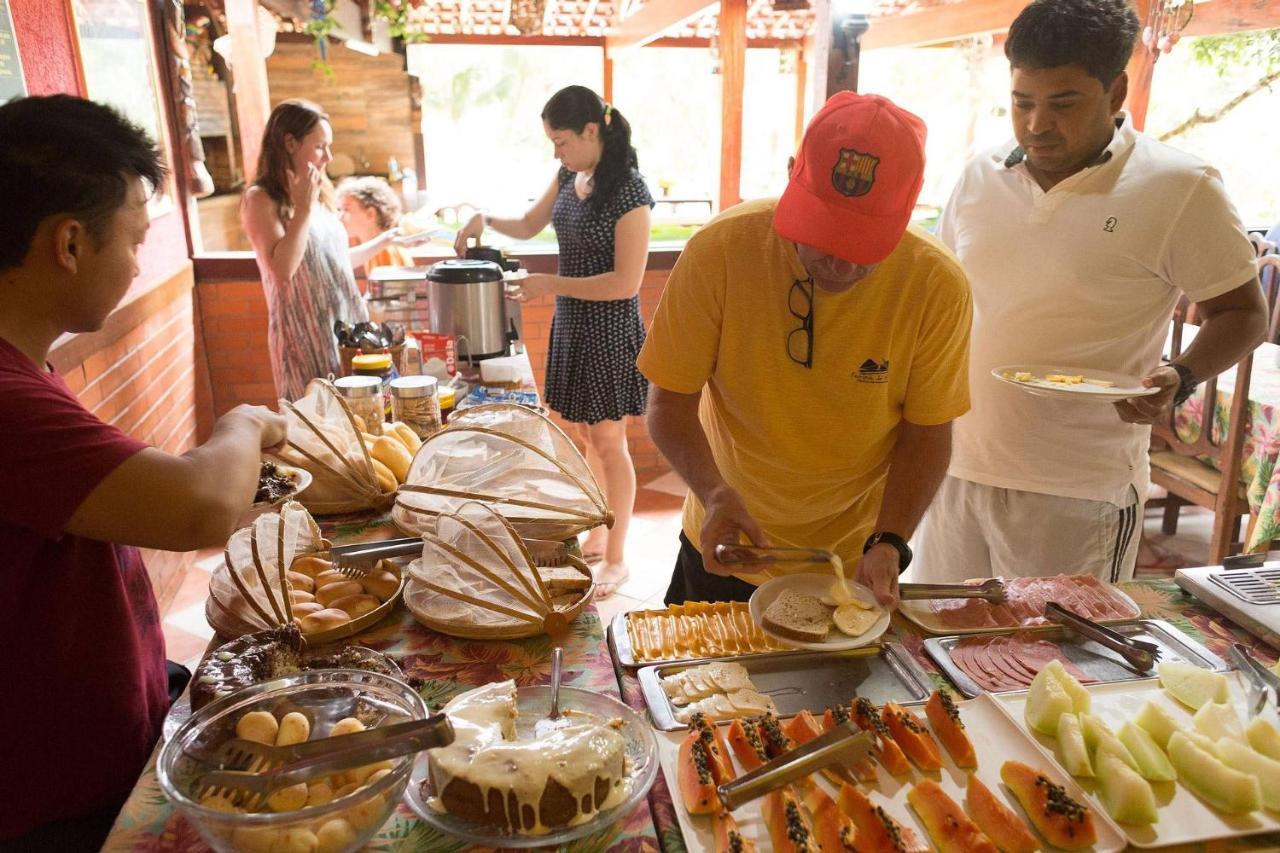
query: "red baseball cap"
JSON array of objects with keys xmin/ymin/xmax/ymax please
[{"xmin": 774, "ymin": 91, "xmax": 927, "ymax": 265}]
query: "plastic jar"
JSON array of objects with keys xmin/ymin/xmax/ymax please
[
  {"xmin": 390, "ymin": 375, "xmax": 442, "ymax": 440},
  {"xmin": 333, "ymin": 375, "xmax": 384, "ymax": 436},
  {"xmin": 438, "ymin": 385, "xmax": 457, "ymax": 423},
  {"xmin": 352, "ymin": 353, "xmax": 398, "ymax": 421}
]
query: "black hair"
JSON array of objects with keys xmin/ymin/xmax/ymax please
[
  {"xmin": 1005, "ymin": 0, "xmax": 1140, "ymax": 86},
  {"xmin": 0, "ymin": 95, "xmax": 166, "ymax": 272},
  {"xmin": 541, "ymin": 85, "xmax": 639, "ymax": 217}
]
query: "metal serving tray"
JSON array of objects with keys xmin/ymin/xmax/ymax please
[
  {"xmin": 638, "ymin": 643, "xmax": 933, "ymax": 731},
  {"xmin": 609, "ymin": 611, "xmax": 796, "ymax": 669},
  {"xmin": 925, "ymin": 619, "xmax": 1228, "ymax": 699}
]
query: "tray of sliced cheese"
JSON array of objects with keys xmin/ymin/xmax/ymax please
[{"xmin": 610, "ymin": 602, "xmax": 791, "ymax": 667}]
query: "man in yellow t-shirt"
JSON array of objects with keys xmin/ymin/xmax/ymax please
[{"xmin": 637, "ymin": 92, "xmax": 972, "ymax": 607}]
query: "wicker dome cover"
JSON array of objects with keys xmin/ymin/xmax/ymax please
[{"xmin": 392, "ymin": 403, "xmax": 610, "ymax": 540}]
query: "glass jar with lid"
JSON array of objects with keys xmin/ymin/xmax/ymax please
[
  {"xmin": 333, "ymin": 375, "xmax": 384, "ymax": 436},
  {"xmin": 352, "ymin": 353, "xmax": 398, "ymax": 421},
  {"xmin": 438, "ymin": 384, "xmax": 457, "ymax": 424},
  {"xmin": 390, "ymin": 375, "xmax": 442, "ymax": 440}
]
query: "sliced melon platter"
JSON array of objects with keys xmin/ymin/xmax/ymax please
[{"xmin": 999, "ymin": 659, "xmax": 1280, "ymax": 848}]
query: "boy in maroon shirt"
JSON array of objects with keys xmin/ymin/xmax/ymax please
[{"xmin": 0, "ymin": 96, "xmax": 287, "ymax": 849}]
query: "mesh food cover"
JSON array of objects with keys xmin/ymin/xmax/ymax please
[
  {"xmin": 404, "ymin": 502, "xmax": 592, "ymax": 638},
  {"xmin": 207, "ymin": 501, "xmax": 327, "ymax": 635},
  {"xmin": 271, "ymin": 380, "xmax": 392, "ymax": 515},
  {"xmin": 392, "ymin": 403, "xmax": 611, "ymax": 540}
]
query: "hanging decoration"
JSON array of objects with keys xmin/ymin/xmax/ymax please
[{"xmin": 1141, "ymin": 0, "xmax": 1195, "ymax": 59}]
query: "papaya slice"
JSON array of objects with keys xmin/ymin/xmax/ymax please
[
  {"xmin": 800, "ymin": 783, "xmax": 859, "ymax": 852},
  {"xmin": 727, "ymin": 717, "xmax": 770, "ymax": 771},
  {"xmin": 852, "ymin": 697, "xmax": 912, "ymax": 775},
  {"xmin": 925, "ymin": 690, "xmax": 977, "ymax": 769},
  {"xmin": 965, "ymin": 773, "xmax": 1040, "ymax": 853},
  {"xmin": 1000, "ymin": 760, "xmax": 1096, "ymax": 851},
  {"xmin": 907, "ymin": 778, "xmax": 997, "ymax": 853},
  {"xmin": 792, "ymin": 709, "xmax": 876, "ymax": 783},
  {"xmin": 677, "ymin": 730, "xmax": 719, "ymax": 815},
  {"xmin": 784, "ymin": 709, "xmax": 827, "ymax": 746},
  {"xmin": 763, "ymin": 787, "xmax": 819, "ymax": 853},
  {"xmin": 838, "ymin": 782, "xmax": 929, "ymax": 853},
  {"xmin": 756, "ymin": 712, "xmax": 795, "ymax": 758},
  {"xmin": 883, "ymin": 702, "xmax": 943, "ymax": 771},
  {"xmin": 714, "ymin": 809, "xmax": 757, "ymax": 853},
  {"xmin": 690, "ymin": 711, "xmax": 736, "ymax": 783}
]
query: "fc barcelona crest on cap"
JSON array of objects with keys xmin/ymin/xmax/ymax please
[{"xmin": 832, "ymin": 147, "xmax": 879, "ymax": 197}]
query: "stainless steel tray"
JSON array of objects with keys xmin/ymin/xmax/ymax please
[
  {"xmin": 925, "ymin": 619, "xmax": 1228, "ymax": 699},
  {"xmin": 638, "ymin": 643, "xmax": 933, "ymax": 731},
  {"xmin": 609, "ymin": 611, "xmax": 797, "ymax": 669}
]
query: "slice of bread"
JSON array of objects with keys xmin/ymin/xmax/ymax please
[
  {"xmin": 537, "ymin": 566, "xmax": 592, "ymax": 592},
  {"xmin": 761, "ymin": 589, "xmax": 832, "ymax": 644}
]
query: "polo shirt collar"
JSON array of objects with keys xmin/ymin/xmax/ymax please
[{"xmin": 997, "ymin": 112, "xmax": 1137, "ymax": 172}]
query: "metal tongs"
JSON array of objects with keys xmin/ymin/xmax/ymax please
[
  {"xmin": 716, "ymin": 722, "xmax": 877, "ymax": 811},
  {"xmin": 1228, "ymin": 642, "xmax": 1280, "ymax": 719},
  {"xmin": 330, "ymin": 536, "xmax": 423, "ymax": 568},
  {"xmin": 713, "ymin": 544, "xmax": 1006, "ymax": 603},
  {"xmin": 195, "ymin": 713, "xmax": 454, "ymax": 804},
  {"xmin": 1044, "ymin": 601, "xmax": 1161, "ymax": 673}
]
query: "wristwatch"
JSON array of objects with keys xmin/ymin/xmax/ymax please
[
  {"xmin": 1166, "ymin": 362, "xmax": 1198, "ymax": 407},
  {"xmin": 864, "ymin": 531, "xmax": 913, "ymax": 574}
]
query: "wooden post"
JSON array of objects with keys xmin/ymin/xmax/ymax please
[
  {"xmin": 827, "ymin": 13, "xmax": 870, "ymax": 97},
  {"xmin": 718, "ymin": 0, "xmax": 747, "ymax": 211},
  {"xmin": 794, "ymin": 40, "xmax": 808, "ymax": 148},
  {"xmin": 1123, "ymin": 0, "xmax": 1156, "ymax": 131},
  {"xmin": 602, "ymin": 45, "xmax": 614, "ymax": 103},
  {"xmin": 225, "ymin": 0, "xmax": 272, "ymax": 182}
]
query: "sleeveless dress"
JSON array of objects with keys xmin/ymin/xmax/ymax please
[
  {"xmin": 256, "ymin": 205, "xmax": 369, "ymax": 401},
  {"xmin": 545, "ymin": 167, "xmax": 654, "ymax": 424}
]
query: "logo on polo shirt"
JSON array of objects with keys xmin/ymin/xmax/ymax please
[
  {"xmin": 1104, "ymin": 217, "xmax": 1118, "ymax": 233},
  {"xmin": 832, "ymin": 148, "xmax": 879, "ymax": 197},
  {"xmin": 855, "ymin": 358, "xmax": 889, "ymax": 383}
]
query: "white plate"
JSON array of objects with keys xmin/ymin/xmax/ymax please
[
  {"xmin": 656, "ymin": 693, "xmax": 1127, "ymax": 853},
  {"xmin": 992, "ymin": 364, "xmax": 1160, "ymax": 401},
  {"xmin": 748, "ymin": 572, "xmax": 890, "ymax": 651},
  {"xmin": 998, "ymin": 674, "xmax": 1280, "ymax": 848}
]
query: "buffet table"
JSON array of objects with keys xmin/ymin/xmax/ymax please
[
  {"xmin": 101, "ymin": 513, "xmax": 662, "ymax": 852},
  {"xmin": 613, "ymin": 577, "xmax": 1280, "ymax": 853}
]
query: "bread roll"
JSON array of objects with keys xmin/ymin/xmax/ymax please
[
  {"xmin": 287, "ymin": 589, "xmax": 315, "ymax": 605},
  {"xmin": 369, "ymin": 457, "xmax": 397, "ymax": 493},
  {"xmin": 286, "ymin": 571, "xmax": 314, "ymax": 593},
  {"xmin": 371, "ymin": 436, "xmax": 413, "ymax": 483},
  {"xmin": 360, "ymin": 569, "xmax": 400, "ymax": 602},
  {"xmin": 299, "ymin": 608, "xmax": 350, "ymax": 634},
  {"xmin": 316, "ymin": 580, "xmax": 364, "ymax": 607},
  {"xmin": 314, "ymin": 569, "xmax": 349, "ymax": 588},
  {"xmin": 328, "ymin": 593, "xmax": 381, "ymax": 619},
  {"xmin": 291, "ymin": 556, "xmax": 333, "ymax": 578},
  {"xmin": 290, "ymin": 602, "xmax": 324, "ymax": 618}
]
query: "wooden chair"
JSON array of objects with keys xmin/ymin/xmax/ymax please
[{"xmin": 1149, "ymin": 255, "xmax": 1275, "ymax": 563}]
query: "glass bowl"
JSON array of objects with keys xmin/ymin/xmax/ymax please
[
  {"xmin": 403, "ymin": 685, "xmax": 658, "ymax": 848},
  {"xmin": 158, "ymin": 669, "xmax": 426, "ymax": 853}
]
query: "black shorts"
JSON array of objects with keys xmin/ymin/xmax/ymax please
[{"xmin": 663, "ymin": 532, "xmax": 758, "ymax": 605}]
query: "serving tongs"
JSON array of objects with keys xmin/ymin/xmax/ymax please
[
  {"xmin": 194, "ymin": 713, "xmax": 454, "ymax": 805},
  {"xmin": 716, "ymin": 722, "xmax": 877, "ymax": 811},
  {"xmin": 1044, "ymin": 601, "xmax": 1160, "ymax": 673},
  {"xmin": 1229, "ymin": 642, "xmax": 1280, "ymax": 719},
  {"xmin": 330, "ymin": 536, "xmax": 423, "ymax": 568},
  {"xmin": 898, "ymin": 579, "xmax": 1006, "ymax": 603}
]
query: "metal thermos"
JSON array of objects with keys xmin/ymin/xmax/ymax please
[{"xmin": 424, "ymin": 258, "xmax": 509, "ymax": 361}]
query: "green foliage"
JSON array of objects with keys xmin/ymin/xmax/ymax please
[{"xmin": 1189, "ymin": 29, "xmax": 1280, "ymax": 77}]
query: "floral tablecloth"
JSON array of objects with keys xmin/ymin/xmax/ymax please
[
  {"xmin": 614, "ymin": 579, "xmax": 1280, "ymax": 853},
  {"xmin": 1171, "ymin": 338, "xmax": 1280, "ymax": 552},
  {"xmin": 102, "ymin": 514, "xmax": 661, "ymax": 853}
]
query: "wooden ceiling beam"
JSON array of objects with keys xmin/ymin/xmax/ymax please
[
  {"xmin": 606, "ymin": 0, "xmax": 719, "ymax": 50},
  {"xmin": 861, "ymin": 0, "xmax": 1022, "ymax": 49},
  {"xmin": 582, "ymin": 0, "xmax": 602, "ymax": 33},
  {"xmin": 1181, "ymin": 0, "xmax": 1280, "ymax": 36}
]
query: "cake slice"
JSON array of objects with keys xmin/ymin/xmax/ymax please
[{"xmin": 761, "ymin": 589, "xmax": 832, "ymax": 643}]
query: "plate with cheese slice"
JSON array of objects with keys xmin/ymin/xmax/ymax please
[
  {"xmin": 749, "ymin": 572, "xmax": 889, "ymax": 651},
  {"xmin": 992, "ymin": 363, "xmax": 1161, "ymax": 401}
]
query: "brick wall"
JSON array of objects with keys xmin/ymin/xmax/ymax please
[{"xmin": 50, "ymin": 265, "xmax": 209, "ymax": 610}]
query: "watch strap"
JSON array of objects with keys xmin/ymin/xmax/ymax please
[{"xmin": 864, "ymin": 531, "xmax": 913, "ymax": 574}]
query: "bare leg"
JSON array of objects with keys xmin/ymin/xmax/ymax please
[
  {"xmin": 585, "ymin": 418, "xmax": 635, "ymax": 597},
  {"xmin": 579, "ymin": 424, "xmax": 608, "ymax": 561}
]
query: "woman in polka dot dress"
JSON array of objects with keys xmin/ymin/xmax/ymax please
[{"xmin": 455, "ymin": 85, "xmax": 653, "ymax": 597}]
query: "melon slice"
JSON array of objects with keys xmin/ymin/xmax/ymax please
[
  {"xmin": 1215, "ymin": 737, "xmax": 1280, "ymax": 812},
  {"xmin": 1057, "ymin": 713, "xmax": 1093, "ymax": 777},
  {"xmin": 1119, "ymin": 722, "xmax": 1176, "ymax": 782},
  {"xmin": 1167, "ymin": 731, "xmax": 1262, "ymax": 815},
  {"xmin": 1159, "ymin": 661, "xmax": 1230, "ymax": 710},
  {"xmin": 1043, "ymin": 659, "xmax": 1091, "ymax": 713},
  {"xmin": 1025, "ymin": 669, "xmax": 1073, "ymax": 736},
  {"xmin": 1096, "ymin": 751, "xmax": 1158, "ymax": 825},
  {"xmin": 1193, "ymin": 702, "xmax": 1245, "ymax": 744},
  {"xmin": 1079, "ymin": 713, "xmax": 1117, "ymax": 755},
  {"xmin": 1246, "ymin": 716, "xmax": 1280, "ymax": 761},
  {"xmin": 1134, "ymin": 700, "xmax": 1183, "ymax": 750},
  {"xmin": 1094, "ymin": 733, "xmax": 1140, "ymax": 775}
]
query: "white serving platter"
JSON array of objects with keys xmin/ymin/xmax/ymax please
[
  {"xmin": 992, "ymin": 364, "xmax": 1160, "ymax": 401},
  {"xmin": 997, "ymin": 674, "xmax": 1280, "ymax": 848},
  {"xmin": 656, "ymin": 693, "xmax": 1126, "ymax": 853},
  {"xmin": 748, "ymin": 572, "xmax": 890, "ymax": 651}
]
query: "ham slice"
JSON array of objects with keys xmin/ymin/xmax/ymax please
[
  {"xmin": 952, "ymin": 632, "xmax": 1098, "ymax": 693},
  {"xmin": 926, "ymin": 574, "xmax": 1137, "ymax": 631}
]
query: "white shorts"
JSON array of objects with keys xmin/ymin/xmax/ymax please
[{"xmin": 911, "ymin": 476, "xmax": 1142, "ymax": 584}]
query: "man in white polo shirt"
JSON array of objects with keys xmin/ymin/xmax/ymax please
[{"xmin": 914, "ymin": 0, "xmax": 1267, "ymax": 584}]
